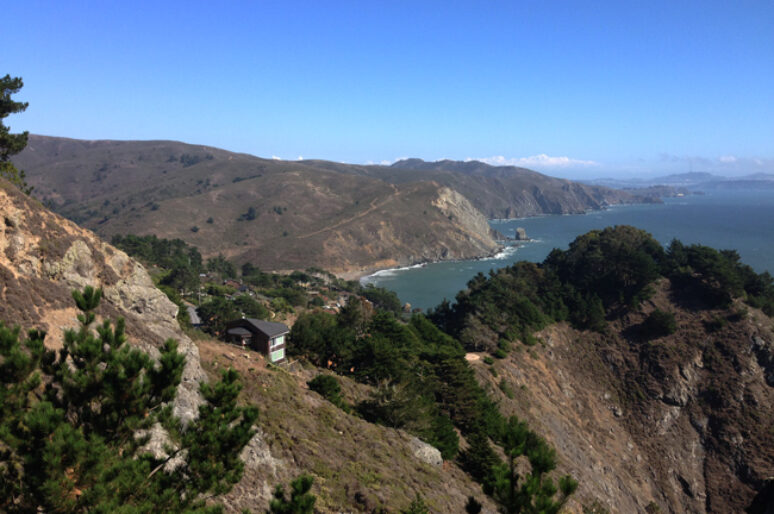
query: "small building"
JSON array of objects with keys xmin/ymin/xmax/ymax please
[{"xmin": 225, "ymin": 318, "xmax": 289, "ymax": 364}]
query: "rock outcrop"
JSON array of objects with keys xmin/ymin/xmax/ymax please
[
  {"xmin": 388, "ymin": 158, "xmax": 645, "ymax": 219},
  {"xmin": 474, "ymin": 280, "xmax": 774, "ymax": 513},
  {"xmin": 409, "ymin": 436, "xmax": 443, "ymax": 467},
  {"xmin": 0, "ymin": 179, "xmax": 206, "ymax": 422}
]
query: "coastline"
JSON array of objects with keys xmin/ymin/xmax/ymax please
[
  {"xmin": 333, "ymin": 197, "xmax": 666, "ymax": 284},
  {"xmin": 355, "ymin": 243, "xmax": 524, "ymax": 285}
]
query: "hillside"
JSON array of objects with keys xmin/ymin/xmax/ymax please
[
  {"xmin": 4, "ymin": 174, "xmax": 774, "ymax": 512},
  {"xmin": 585, "ymin": 171, "xmax": 774, "ymax": 191},
  {"xmin": 13, "ymin": 136, "xmax": 501, "ymax": 275},
  {"xmin": 431, "ymin": 226, "xmax": 774, "ymax": 512},
  {"xmin": 0, "ymin": 178, "xmax": 204, "ymax": 423},
  {"xmin": 374, "ymin": 158, "xmax": 649, "ymax": 218},
  {"xmin": 14, "ymin": 135, "xmax": 646, "ymax": 274},
  {"xmin": 0, "ymin": 178, "xmax": 501, "ymax": 512}
]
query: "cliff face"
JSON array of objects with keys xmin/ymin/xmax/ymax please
[
  {"xmin": 232, "ymin": 180, "xmax": 501, "ymax": 277},
  {"xmin": 0, "ymin": 179, "xmax": 205, "ymax": 422},
  {"xmin": 384, "ymin": 158, "xmax": 644, "ymax": 219},
  {"xmin": 476, "ymin": 279, "xmax": 774, "ymax": 513}
]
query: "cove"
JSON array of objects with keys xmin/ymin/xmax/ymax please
[{"xmin": 362, "ymin": 189, "xmax": 774, "ymax": 311}]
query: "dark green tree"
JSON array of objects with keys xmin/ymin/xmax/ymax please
[
  {"xmin": 268, "ymin": 474, "xmax": 316, "ymax": 513},
  {"xmin": 207, "ymin": 254, "xmax": 237, "ymax": 279},
  {"xmin": 0, "ymin": 74, "xmax": 32, "ymax": 194},
  {"xmin": 0, "ymin": 286, "xmax": 258, "ymax": 512},
  {"xmin": 492, "ymin": 416, "xmax": 577, "ymax": 514},
  {"xmin": 465, "ymin": 496, "xmax": 483, "ymax": 514},
  {"xmin": 197, "ymin": 296, "xmax": 240, "ymax": 336},
  {"xmin": 640, "ymin": 309, "xmax": 677, "ymax": 339},
  {"xmin": 307, "ymin": 374, "xmax": 349, "ymax": 412},
  {"xmin": 458, "ymin": 430, "xmax": 502, "ymax": 494},
  {"xmin": 233, "ymin": 294, "xmax": 271, "ymax": 320}
]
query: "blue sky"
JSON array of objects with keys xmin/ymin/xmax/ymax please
[{"xmin": 3, "ymin": 1, "xmax": 773, "ymax": 178}]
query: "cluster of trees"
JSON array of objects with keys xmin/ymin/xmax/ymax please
[
  {"xmin": 665, "ymin": 240, "xmax": 774, "ymax": 315},
  {"xmin": 291, "ymin": 301, "xmax": 577, "ymax": 511},
  {"xmin": 111, "ymin": 233, "xmax": 402, "ymax": 339},
  {"xmin": 431, "ymin": 226, "xmax": 774, "ymax": 352},
  {"xmin": 0, "ymin": 287, "xmax": 258, "ymax": 512},
  {"xmin": 114, "ymin": 238, "xmax": 198, "ymax": 281}
]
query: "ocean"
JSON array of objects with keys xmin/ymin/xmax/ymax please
[{"xmin": 362, "ymin": 189, "xmax": 774, "ymax": 311}]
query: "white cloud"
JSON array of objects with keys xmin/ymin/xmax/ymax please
[
  {"xmin": 469, "ymin": 154, "xmax": 599, "ymax": 168},
  {"xmin": 719, "ymin": 155, "xmax": 737, "ymax": 163},
  {"xmin": 364, "ymin": 157, "xmax": 408, "ymax": 166},
  {"xmin": 271, "ymin": 155, "xmax": 281, "ymax": 160},
  {"xmin": 297, "ymin": 155, "xmax": 304, "ymax": 160}
]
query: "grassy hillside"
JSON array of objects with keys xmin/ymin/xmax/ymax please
[
  {"xmin": 15, "ymin": 135, "xmax": 500, "ymax": 274},
  {"xmin": 15, "ymin": 135, "xmax": 648, "ymax": 275}
]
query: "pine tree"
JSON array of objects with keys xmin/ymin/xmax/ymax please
[
  {"xmin": 268, "ymin": 474, "xmax": 316, "ymax": 514},
  {"xmin": 0, "ymin": 74, "xmax": 32, "ymax": 194},
  {"xmin": 492, "ymin": 416, "xmax": 578, "ymax": 514},
  {"xmin": 0, "ymin": 286, "xmax": 258, "ymax": 512}
]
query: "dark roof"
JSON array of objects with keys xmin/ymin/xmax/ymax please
[
  {"xmin": 244, "ymin": 318, "xmax": 289, "ymax": 338},
  {"xmin": 226, "ymin": 327, "xmax": 251, "ymax": 336}
]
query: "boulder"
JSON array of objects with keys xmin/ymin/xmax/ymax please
[{"xmin": 408, "ymin": 436, "xmax": 442, "ymax": 466}]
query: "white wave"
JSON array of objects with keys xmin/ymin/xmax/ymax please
[
  {"xmin": 360, "ymin": 263, "xmax": 426, "ymax": 284},
  {"xmin": 483, "ymin": 245, "xmax": 519, "ymax": 261}
]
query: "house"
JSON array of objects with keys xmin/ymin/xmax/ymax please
[{"xmin": 225, "ymin": 318, "xmax": 289, "ymax": 364}]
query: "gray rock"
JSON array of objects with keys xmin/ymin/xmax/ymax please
[
  {"xmin": 240, "ymin": 428, "xmax": 283, "ymax": 478},
  {"xmin": 408, "ymin": 436, "xmax": 443, "ymax": 466},
  {"xmin": 752, "ymin": 336, "xmax": 774, "ymax": 387}
]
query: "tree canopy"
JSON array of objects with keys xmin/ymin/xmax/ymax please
[
  {"xmin": 0, "ymin": 286, "xmax": 258, "ymax": 512},
  {"xmin": 0, "ymin": 74, "xmax": 32, "ymax": 194}
]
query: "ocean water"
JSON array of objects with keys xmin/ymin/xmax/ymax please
[{"xmin": 362, "ymin": 189, "xmax": 774, "ymax": 311}]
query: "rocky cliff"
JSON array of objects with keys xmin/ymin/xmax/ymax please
[
  {"xmin": 475, "ymin": 279, "xmax": 774, "ymax": 513},
  {"xmin": 383, "ymin": 158, "xmax": 647, "ymax": 219},
  {"xmin": 0, "ymin": 179, "xmax": 206, "ymax": 422}
]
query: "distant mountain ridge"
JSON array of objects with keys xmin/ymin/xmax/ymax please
[
  {"xmin": 14, "ymin": 135, "xmax": 501, "ymax": 275},
  {"xmin": 15, "ymin": 135, "xmax": 647, "ymax": 274},
  {"xmin": 378, "ymin": 158, "xmax": 649, "ymax": 219},
  {"xmin": 585, "ymin": 171, "xmax": 774, "ymax": 191}
]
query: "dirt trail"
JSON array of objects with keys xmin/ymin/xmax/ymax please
[{"xmin": 296, "ymin": 184, "xmax": 400, "ymax": 239}]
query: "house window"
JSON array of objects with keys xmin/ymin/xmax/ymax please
[
  {"xmin": 270, "ymin": 335, "xmax": 285, "ymax": 349},
  {"xmin": 270, "ymin": 348, "xmax": 285, "ymax": 362}
]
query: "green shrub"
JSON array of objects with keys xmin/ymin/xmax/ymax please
[
  {"xmin": 307, "ymin": 374, "xmax": 348, "ymax": 412},
  {"xmin": 498, "ymin": 379, "xmax": 514, "ymax": 399},
  {"xmin": 641, "ymin": 309, "xmax": 677, "ymax": 339}
]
